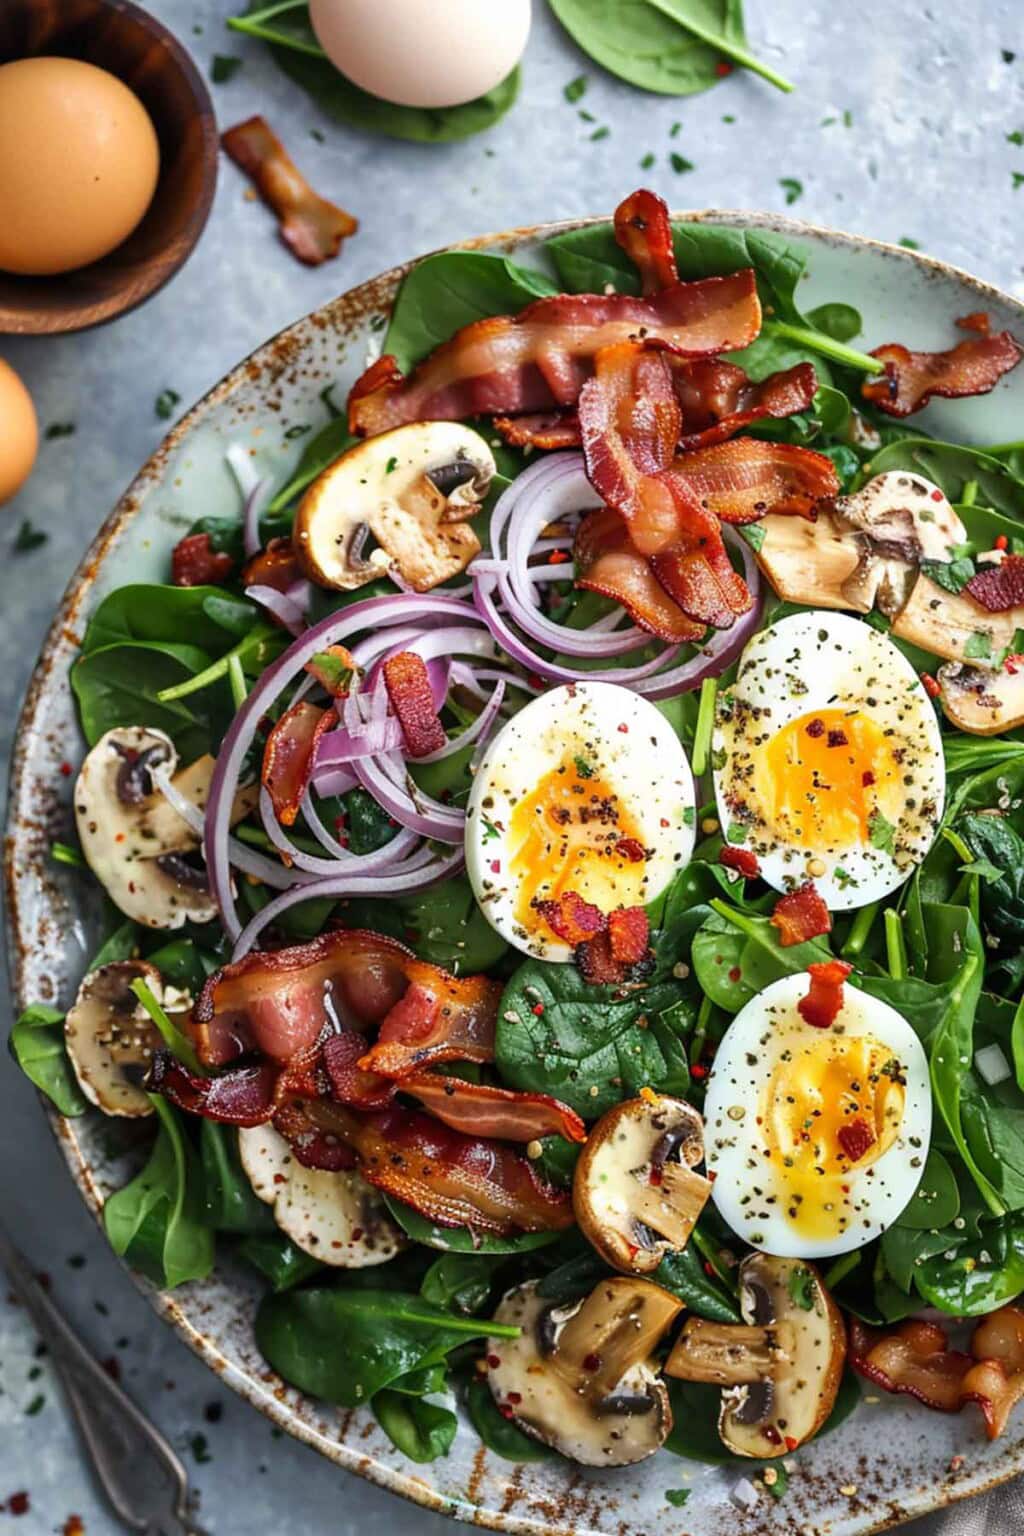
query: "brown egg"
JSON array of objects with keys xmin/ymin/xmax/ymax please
[
  {"xmin": 0, "ymin": 357, "xmax": 38, "ymax": 506},
  {"xmin": 0, "ymin": 57, "xmax": 160, "ymax": 277}
]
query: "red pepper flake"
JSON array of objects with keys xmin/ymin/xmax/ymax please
[
  {"xmin": 487, "ymin": 1354, "xmax": 502, "ymax": 1369},
  {"xmin": 583, "ymin": 1352, "xmax": 601, "ymax": 1372},
  {"xmin": 931, "ymin": 488, "xmax": 944, "ymax": 502},
  {"xmin": 921, "ymin": 673, "xmax": 941, "ymax": 699},
  {"xmin": 770, "ymin": 882, "xmax": 832, "ymax": 947},
  {"xmin": 956, "ymin": 311, "xmax": 992, "ymax": 335},
  {"xmin": 547, "ymin": 549, "xmax": 571, "ymax": 565},
  {"xmin": 617, "ymin": 722, "xmax": 629, "ymax": 733},
  {"xmin": 703, "ymin": 1261, "xmax": 717, "ymax": 1277},
  {"xmin": 532, "ymin": 1003, "xmax": 545, "ymax": 1016},
  {"xmin": 720, "ymin": 844, "xmax": 760, "ymax": 879},
  {"xmin": 784, "ymin": 1436, "xmax": 799, "ymax": 1451},
  {"xmin": 838, "ymin": 1117, "xmax": 876, "ymax": 1162},
  {"xmin": 690, "ymin": 1063, "xmax": 708, "ymax": 1080},
  {"xmin": 59, "ymin": 760, "xmax": 72, "ymax": 777},
  {"xmin": 805, "ymin": 717, "xmax": 825, "ymax": 738},
  {"xmin": 489, "ymin": 859, "xmax": 501, "ymax": 874},
  {"xmin": 716, "ymin": 59, "xmax": 734, "ymax": 75},
  {"xmin": 1006, "ymin": 653, "xmax": 1024, "ymax": 675},
  {"xmin": 498, "ymin": 1403, "xmax": 515, "ymax": 1419},
  {"xmin": 728, "ymin": 966, "xmax": 742, "ymax": 983},
  {"xmin": 660, "ymin": 817, "xmax": 670, "ymax": 828},
  {"xmin": 615, "ymin": 836, "xmax": 647, "ymax": 863},
  {"xmin": 862, "ymin": 770, "xmax": 876, "ymax": 787},
  {"xmin": 798, "ymin": 958, "xmax": 853, "ymax": 1029},
  {"xmin": 7, "ymin": 1493, "xmax": 29, "ymax": 1517},
  {"xmin": 994, "ymin": 533, "xmax": 1009, "ymax": 551}
]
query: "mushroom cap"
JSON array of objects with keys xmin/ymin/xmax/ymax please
[
  {"xmin": 892, "ymin": 573, "xmax": 1023, "ymax": 668},
  {"xmin": 573, "ymin": 1095, "xmax": 710, "ymax": 1276},
  {"xmin": 939, "ymin": 659, "xmax": 1024, "ymax": 735},
  {"xmin": 74, "ymin": 727, "xmax": 254, "ymax": 930},
  {"xmin": 238, "ymin": 1121, "xmax": 404, "ymax": 1267},
  {"xmin": 293, "ymin": 421, "xmax": 495, "ymax": 593},
  {"xmin": 723, "ymin": 1254, "xmax": 845, "ymax": 1458},
  {"xmin": 487, "ymin": 1277, "xmax": 681, "ymax": 1466},
  {"xmin": 64, "ymin": 959, "xmax": 169, "ymax": 1117}
]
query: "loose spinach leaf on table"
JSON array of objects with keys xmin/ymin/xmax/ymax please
[
  {"xmin": 200, "ymin": 1122, "xmax": 276, "ymax": 1235},
  {"xmin": 104, "ymin": 1099, "xmax": 215, "ymax": 1289},
  {"xmin": 9, "ymin": 1004, "xmax": 87, "ymax": 1117},
  {"xmin": 72, "ymin": 640, "xmax": 225, "ymax": 758},
  {"xmin": 236, "ymin": 1231, "xmax": 325, "ymax": 1292},
  {"xmin": 82, "ymin": 585, "xmax": 259, "ymax": 655},
  {"xmin": 384, "ymin": 1196, "xmax": 560, "ymax": 1255},
  {"xmin": 547, "ymin": 0, "xmax": 758, "ymax": 98},
  {"xmin": 465, "ymin": 1376, "xmax": 555, "ymax": 1462},
  {"xmin": 231, "ymin": 3, "xmax": 521, "ymax": 142},
  {"xmin": 373, "ymin": 1389, "xmax": 457, "ymax": 1463},
  {"xmin": 254, "ymin": 1288, "xmax": 505, "ymax": 1406}
]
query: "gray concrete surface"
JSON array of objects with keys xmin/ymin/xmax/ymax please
[{"xmin": 1, "ymin": 0, "xmax": 1022, "ymax": 1529}]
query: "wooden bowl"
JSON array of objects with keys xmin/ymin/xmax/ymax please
[{"xmin": 0, "ymin": 0, "xmax": 217, "ymax": 334}]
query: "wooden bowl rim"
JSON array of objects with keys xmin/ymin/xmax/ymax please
[{"xmin": 0, "ymin": 0, "xmax": 218, "ymax": 335}]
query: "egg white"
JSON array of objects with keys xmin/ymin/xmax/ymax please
[
  {"xmin": 712, "ymin": 610, "xmax": 945, "ymax": 910},
  {"xmin": 465, "ymin": 682, "xmax": 696, "ymax": 961},
  {"xmin": 704, "ymin": 972, "xmax": 932, "ymax": 1259}
]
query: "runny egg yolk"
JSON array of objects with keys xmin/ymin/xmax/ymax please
[
  {"xmin": 508, "ymin": 756, "xmax": 647, "ymax": 937},
  {"xmin": 760, "ymin": 707, "xmax": 903, "ymax": 852},
  {"xmin": 763, "ymin": 1032, "xmax": 906, "ymax": 1243}
]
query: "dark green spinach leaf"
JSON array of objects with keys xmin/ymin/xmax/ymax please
[
  {"xmin": 9, "ymin": 1004, "xmax": 87, "ymax": 1116},
  {"xmin": 104, "ymin": 1099, "xmax": 215, "ymax": 1288}
]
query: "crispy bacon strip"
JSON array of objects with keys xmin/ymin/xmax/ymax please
[
  {"xmin": 400, "ymin": 1075, "xmax": 586, "ymax": 1143},
  {"xmin": 348, "ymin": 274, "xmax": 761, "ymax": 437},
  {"xmin": 147, "ymin": 1052, "xmax": 278, "ymax": 1126},
  {"xmin": 297, "ymin": 1100, "xmax": 573, "ymax": 1234},
  {"xmin": 674, "ymin": 360, "xmax": 819, "ymax": 450},
  {"xmin": 534, "ymin": 890, "xmax": 606, "ymax": 946},
  {"xmin": 720, "ymin": 845, "xmax": 760, "ymax": 879},
  {"xmin": 221, "ymin": 115, "xmax": 358, "ymax": 267},
  {"xmin": 242, "ymin": 536, "xmax": 303, "ymax": 593},
  {"xmin": 574, "ymin": 508, "xmax": 704, "ymax": 643},
  {"xmin": 171, "ymin": 532, "xmax": 234, "ymax": 588},
  {"xmin": 770, "ymin": 883, "xmax": 832, "ymax": 947},
  {"xmin": 273, "ymin": 1099, "xmax": 358, "ymax": 1172},
  {"xmin": 797, "ymin": 959, "xmax": 852, "ymax": 1029},
  {"xmin": 666, "ymin": 438, "xmax": 839, "ymax": 527},
  {"xmin": 849, "ymin": 1319, "xmax": 973, "ymax": 1412},
  {"xmin": 493, "ymin": 411, "xmax": 581, "ymax": 449},
  {"xmin": 613, "ymin": 188, "xmax": 679, "ymax": 295},
  {"xmin": 964, "ymin": 554, "xmax": 1024, "ymax": 612},
  {"xmin": 608, "ymin": 906, "xmax": 649, "ymax": 965},
  {"xmin": 359, "ymin": 971, "xmax": 500, "ymax": 1078},
  {"xmin": 382, "ymin": 651, "xmax": 446, "ymax": 757},
  {"xmin": 261, "ymin": 700, "xmax": 333, "ymax": 827},
  {"xmin": 576, "ymin": 915, "xmax": 653, "ymax": 988},
  {"xmin": 862, "ymin": 332, "xmax": 1022, "ymax": 417},
  {"xmin": 322, "ymin": 1030, "xmax": 394, "ymax": 1110},
  {"xmin": 191, "ymin": 929, "xmax": 499, "ymax": 1070}
]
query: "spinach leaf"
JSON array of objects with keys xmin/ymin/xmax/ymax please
[
  {"xmin": 373, "ymin": 1390, "xmax": 457, "ymax": 1463},
  {"xmin": 665, "ymin": 1380, "xmax": 738, "ymax": 1463},
  {"xmin": 496, "ymin": 959, "xmax": 695, "ymax": 1118},
  {"xmin": 465, "ymin": 1376, "xmax": 554, "ymax": 1462},
  {"xmin": 655, "ymin": 1243, "xmax": 741, "ymax": 1323},
  {"xmin": 893, "ymin": 1148, "xmax": 960, "ymax": 1230},
  {"xmin": 692, "ymin": 901, "xmax": 831, "ymax": 1013},
  {"xmin": 236, "ymin": 1232, "xmax": 325, "ymax": 1292},
  {"xmin": 960, "ymin": 811, "xmax": 1024, "ymax": 961},
  {"xmin": 200, "ymin": 1122, "xmax": 276, "ymax": 1234},
  {"xmin": 9, "ymin": 1004, "xmax": 87, "ymax": 1116},
  {"xmin": 420, "ymin": 1253, "xmax": 506, "ymax": 1315},
  {"xmin": 72, "ymin": 640, "xmax": 223, "ymax": 758},
  {"xmin": 90, "ymin": 919, "xmax": 139, "ymax": 969},
  {"xmin": 806, "ymin": 302, "xmax": 863, "ymax": 342},
  {"xmin": 384, "ymin": 1196, "xmax": 560, "ymax": 1255},
  {"xmin": 146, "ymin": 938, "xmax": 219, "ymax": 994},
  {"xmin": 382, "ymin": 252, "xmax": 556, "ymax": 374},
  {"xmin": 254, "ymin": 1288, "xmax": 507, "ymax": 1406},
  {"xmin": 915, "ymin": 1214, "xmax": 1024, "ymax": 1316},
  {"xmin": 83, "ymin": 585, "xmax": 258, "ymax": 655},
  {"xmin": 104, "ymin": 1099, "xmax": 215, "ymax": 1288},
  {"xmin": 268, "ymin": 416, "xmax": 354, "ymax": 512},
  {"xmin": 866, "ymin": 437, "xmax": 1024, "ymax": 521}
]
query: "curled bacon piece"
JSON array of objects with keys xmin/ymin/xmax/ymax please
[
  {"xmin": 770, "ymin": 883, "xmax": 832, "ymax": 947},
  {"xmin": 575, "ymin": 508, "xmax": 704, "ymax": 643},
  {"xmin": 293, "ymin": 1099, "xmax": 573, "ymax": 1234},
  {"xmin": 382, "ymin": 651, "xmax": 446, "ymax": 757},
  {"xmin": 534, "ymin": 890, "xmax": 606, "ymax": 946},
  {"xmin": 608, "ymin": 906, "xmax": 650, "ymax": 965},
  {"xmin": 674, "ymin": 360, "xmax": 819, "ymax": 450},
  {"xmin": 273, "ymin": 1099, "xmax": 358, "ymax": 1172},
  {"xmin": 191, "ymin": 929, "xmax": 499, "ymax": 1071},
  {"xmin": 849, "ymin": 1319, "xmax": 972, "ymax": 1412},
  {"xmin": 862, "ymin": 331, "xmax": 1022, "ymax": 417},
  {"xmin": 576, "ymin": 907, "xmax": 651, "ymax": 987},
  {"xmin": 400, "ymin": 1075, "xmax": 586, "ymax": 1143},
  {"xmin": 964, "ymin": 1307, "xmax": 1024, "ymax": 1438},
  {"xmin": 493, "ymin": 411, "xmax": 581, "ymax": 450},
  {"xmin": 613, "ymin": 187, "xmax": 679, "ymax": 296},
  {"xmin": 797, "ymin": 958, "xmax": 852, "ymax": 1029},
  {"xmin": 147, "ymin": 1051, "xmax": 278, "ymax": 1126},
  {"xmin": 322, "ymin": 1030, "xmax": 394, "ymax": 1110},
  {"xmin": 261, "ymin": 700, "xmax": 332, "ymax": 827},
  {"xmin": 171, "ymin": 532, "xmax": 234, "ymax": 588},
  {"xmin": 964, "ymin": 553, "xmax": 1024, "ymax": 612},
  {"xmin": 665, "ymin": 437, "xmax": 839, "ymax": 527},
  {"xmin": 221, "ymin": 115, "xmax": 358, "ymax": 267},
  {"xmin": 720, "ymin": 845, "xmax": 760, "ymax": 879}
]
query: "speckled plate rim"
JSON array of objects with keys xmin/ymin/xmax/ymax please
[{"xmin": 7, "ymin": 208, "xmax": 1024, "ymax": 1536}]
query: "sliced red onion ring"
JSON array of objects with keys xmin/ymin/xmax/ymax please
[
  {"xmin": 257, "ymin": 785, "xmax": 420, "ymax": 874},
  {"xmin": 152, "ymin": 768, "xmax": 312, "ymax": 891},
  {"xmin": 353, "ymin": 752, "xmax": 464, "ymax": 843},
  {"xmin": 309, "ymin": 766, "xmax": 359, "ymax": 798},
  {"xmin": 241, "ymin": 479, "xmax": 271, "ymax": 560},
  {"xmin": 416, "ymin": 678, "xmax": 505, "ymax": 764},
  {"xmin": 245, "ymin": 583, "xmax": 307, "ymax": 636},
  {"xmin": 231, "ymin": 844, "xmax": 465, "ymax": 959}
]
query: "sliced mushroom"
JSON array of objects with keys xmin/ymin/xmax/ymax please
[
  {"xmin": 487, "ymin": 1276, "xmax": 682, "ymax": 1466},
  {"xmin": 891, "ymin": 573, "xmax": 1024, "ymax": 668},
  {"xmin": 238, "ymin": 1121, "xmax": 404, "ymax": 1267},
  {"xmin": 665, "ymin": 1253, "xmax": 845, "ymax": 1458},
  {"xmin": 938, "ymin": 659, "xmax": 1024, "ymax": 734},
  {"xmin": 573, "ymin": 1095, "xmax": 711, "ymax": 1276},
  {"xmin": 64, "ymin": 960, "xmax": 182, "ymax": 1117},
  {"xmin": 756, "ymin": 472, "xmax": 965, "ymax": 617},
  {"xmin": 74, "ymin": 727, "xmax": 256, "ymax": 929},
  {"xmin": 294, "ymin": 421, "xmax": 495, "ymax": 593}
]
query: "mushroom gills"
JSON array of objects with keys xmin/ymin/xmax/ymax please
[
  {"xmin": 238, "ymin": 1122, "xmax": 404, "ymax": 1267},
  {"xmin": 573, "ymin": 1095, "xmax": 711, "ymax": 1276},
  {"xmin": 665, "ymin": 1318, "xmax": 795, "ymax": 1386},
  {"xmin": 64, "ymin": 960, "xmax": 178, "ymax": 1117},
  {"xmin": 486, "ymin": 1277, "xmax": 682, "ymax": 1466}
]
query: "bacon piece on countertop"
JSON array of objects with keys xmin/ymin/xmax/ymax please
[
  {"xmin": 290, "ymin": 1099, "xmax": 573, "ymax": 1234},
  {"xmin": 399, "ymin": 1074, "xmax": 586, "ymax": 1143},
  {"xmin": 382, "ymin": 650, "xmax": 447, "ymax": 758},
  {"xmin": 862, "ymin": 331, "xmax": 1022, "ymax": 417},
  {"xmin": 797, "ymin": 958, "xmax": 852, "ymax": 1029},
  {"xmin": 964, "ymin": 554, "xmax": 1024, "ymax": 613},
  {"xmin": 261, "ymin": 700, "xmax": 333, "ymax": 826},
  {"xmin": 770, "ymin": 883, "xmax": 832, "ymax": 947},
  {"xmin": 493, "ymin": 410, "xmax": 582, "ymax": 449},
  {"xmin": 533, "ymin": 890, "xmax": 606, "ymax": 946},
  {"xmin": 221, "ymin": 115, "xmax": 357, "ymax": 267},
  {"xmin": 190, "ymin": 929, "xmax": 499, "ymax": 1070},
  {"xmin": 171, "ymin": 532, "xmax": 234, "ymax": 588},
  {"xmin": 674, "ymin": 359, "xmax": 819, "ymax": 450},
  {"xmin": 574, "ymin": 507, "xmax": 705, "ymax": 644},
  {"xmin": 613, "ymin": 187, "xmax": 680, "ymax": 295}
]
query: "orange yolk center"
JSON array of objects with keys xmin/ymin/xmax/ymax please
[
  {"xmin": 763, "ymin": 1031, "xmax": 906, "ymax": 1242},
  {"xmin": 508, "ymin": 757, "xmax": 647, "ymax": 938},
  {"xmin": 761, "ymin": 707, "xmax": 903, "ymax": 852}
]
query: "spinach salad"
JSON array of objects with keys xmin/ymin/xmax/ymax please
[{"xmin": 16, "ymin": 187, "xmax": 1024, "ymax": 1483}]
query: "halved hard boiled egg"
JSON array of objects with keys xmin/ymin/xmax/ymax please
[
  {"xmin": 704, "ymin": 971, "xmax": 931, "ymax": 1258},
  {"xmin": 466, "ymin": 682, "xmax": 696, "ymax": 961},
  {"xmin": 712, "ymin": 611, "xmax": 944, "ymax": 909}
]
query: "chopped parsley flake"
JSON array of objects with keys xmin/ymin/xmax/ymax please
[
  {"xmin": 964, "ymin": 631, "xmax": 993, "ymax": 661},
  {"xmin": 664, "ymin": 1489, "xmax": 690, "ymax": 1507},
  {"xmin": 868, "ymin": 809, "xmax": 896, "ymax": 855},
  {"xmin": 779, "ymin": 177, "xmax": 804, "ymax": 205},
  {"xmin": 211, "ymin": 54, "xmax": 243, "ymax": 83},
  {"xmin": 574, "ymin": 755, "xmax": 595, "ymax": 779},
  {"xmin": 155, "ymin": 389, "xmax": 181, "ymax": 420},
  {"xmin": 787, "ymin": 1265, "xmax": 815, "ymax": 1311},
  {"xmin": 563, "ymin": 75, "xmax": 587, "ymax": 103},
  {"xmin": 669, "ymin": 152, "xmax": 695, "ymax": 173},
  {"xmin": 14, "ymin": 520, "xmax": 47, "ymax": 552}
]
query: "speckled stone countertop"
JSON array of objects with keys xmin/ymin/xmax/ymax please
[{"xmin": 1, "ymin": 1, "xmax": 1022, "ymax": 1530}]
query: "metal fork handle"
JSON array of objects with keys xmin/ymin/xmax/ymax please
[{"xmin": 0, "ymin": 1225, "xmax": 207, "ymax": 1536}]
